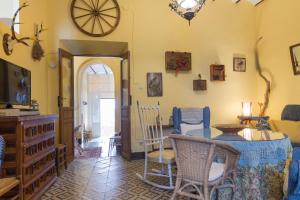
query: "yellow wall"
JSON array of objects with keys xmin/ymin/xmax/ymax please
[
  {"xmin": 1, "ymin": 0, "xmax": 259, "ymax": 152},
  {"xmin": 3, "ymin": 0, "xmax": 297, "ymax": 153},
  {"xmin": 0, "ymin": 0, "xmax": 51, "ymax": 114},
  {"xmin": 45, "ymin": 0, "xmax": 259, "ymax": 152},
  {"xmin": 255, "ymin": 0, "xmax": 300, "ymax": 120},
  {"xmin": 73, "ymin": 57, "xmax": 122, "ymax": 133}
]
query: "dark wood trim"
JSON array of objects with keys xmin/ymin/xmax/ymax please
[
  {"xmin": 58, "ymin": 49, "xmax": 75, "ymax": 163},
  {"xmin": 71, "ymin": 53, "xmax": 126, "ymax": 57},
  {"xmin": 120, "ymin": 51, "xmax": 132, "ymax": 161},
  {"xmin": 0, "ymin": 115, "xmax": 57, "ymax": 199}
]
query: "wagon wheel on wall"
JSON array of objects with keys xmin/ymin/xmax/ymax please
[{"xmin": 70, "ymin": 0, "xmax": 120, "ymax": 37}]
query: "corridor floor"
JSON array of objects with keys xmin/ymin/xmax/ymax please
[{"xmin": 42, "ymin": 157, "xmax": 181, "ymax": 200}]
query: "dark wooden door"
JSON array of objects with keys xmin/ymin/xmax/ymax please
[
  {"xmin": 58, "ymin": 49, "xmax": 74, "ymax": 163},
  {"xmin": 121, "ymin": 52, "xmax": 131, "ymax": 160}
]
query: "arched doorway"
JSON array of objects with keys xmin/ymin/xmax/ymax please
[{"xmin": 78, "ymin": 62, "xmax": 117, "ymax": 156}]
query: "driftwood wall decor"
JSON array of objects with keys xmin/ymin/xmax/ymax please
[
  {"xmin": 165, "ymin": 51, "xmax": 191, "ymax": 74},
  {"xmin": 255, "ymin": 37, "xmax": 271, "ymax": 117}
]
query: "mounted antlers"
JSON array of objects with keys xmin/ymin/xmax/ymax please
[{"xmin": 2, "ymin": 2, "xmax": 31, "ymax": 55}]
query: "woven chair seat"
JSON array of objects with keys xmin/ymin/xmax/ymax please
[
  {"xmin": 147, "ymin": 149, "xmax": 175, "ymax": 164},
  {"xmin": 209, "ymin": 162, "xmax": 224, "ymax": 182},
  {"xmin": 0, "ymin": 178, "xmax": 20, "ymax": 196}
]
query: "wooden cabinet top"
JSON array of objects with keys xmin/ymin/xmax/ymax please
[{"xmin": 0, "ymin": 114, "xmax": 58, "ymax": 122}]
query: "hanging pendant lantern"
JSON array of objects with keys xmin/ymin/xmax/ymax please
[{"xmin": 169, "ymin": 0, "xmax": 206, "ymax": 24}]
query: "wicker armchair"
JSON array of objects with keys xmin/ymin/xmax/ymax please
[
  {"xmin": 0, "ymin": 136, "xmax": 21, "ymax": 199},
  {"xmin": 136, "ymin": 101, "xmax": 175, "ymax": 190},
  {"xmin": 169, "ymin": 134, "xmax": 240, "ymax": 200}
]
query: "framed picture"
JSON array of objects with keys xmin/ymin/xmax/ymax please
[
  {"xmin": 210, "ymin": 65, "xmax": 225, "ymax": 81},
  {"xmin": 147, "ymin": 73, "xmax": 163, "ymax": 97},
  {"xmin": 233, "ymin": 57, "xmax": 246, "ymax": 72},
  {"xmin": 290, "ymin": 43, "xmax": 300, "ymax": 75},
  {"xmin": 165, "ymin": 52, "xmax": 191, "ymax": 72}
]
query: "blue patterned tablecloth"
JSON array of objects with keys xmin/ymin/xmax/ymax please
[{"xmin": 187, "ymin": 128, "xmax": 292, "ymax": 200}]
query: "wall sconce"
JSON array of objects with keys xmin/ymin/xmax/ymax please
[{"xmin": 242, "ymin": 102, "xmax": 252, "ymax": 117}]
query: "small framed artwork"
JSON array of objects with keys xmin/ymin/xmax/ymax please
[
  {"xmin": 290, "ymin": 43, "xmax": 300, "ymax": 75},
  {"xmin": 233, "ymin": 57, "xmax": 246, "ymax": 72},
  {"xmin": 165, "ymin": 51, "xmax": 191, "ymax": 72},
  {"xmin": 147, "ymin": 73, "xmax": 163, "ymax": 97},
  {"xmin": 210, "ymin": 65, "xmax": 225, "ymax": 81}
]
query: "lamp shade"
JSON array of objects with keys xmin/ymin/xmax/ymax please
[{"xmin": 242, "ymin": 102, "xmax": 252, "ymax": 117}]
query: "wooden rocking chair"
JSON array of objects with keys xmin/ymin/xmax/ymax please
[{"xmin": 136, "ymin": 101, "xmax": 175, "ymax": 190}]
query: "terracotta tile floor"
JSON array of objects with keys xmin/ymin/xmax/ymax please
[{"xmin": 42, "ymin": 157, "xmax": 183, "ymax": 200}]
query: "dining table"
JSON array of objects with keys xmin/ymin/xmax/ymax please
[{"xmin": 185, "ymin": 128, "xmax": 292, "ymax": 200}]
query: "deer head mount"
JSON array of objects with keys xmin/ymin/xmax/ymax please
[
  {"xmin": 32, "ymin": 23, "xmax": 47, "ymax": 61},
  {"xmin": 2, "ymin": 2, "xmax": 47, "ymax": 60}
]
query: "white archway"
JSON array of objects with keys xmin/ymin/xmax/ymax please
[{"xmin": 76, "ymin": 60, "xmax": 115, "ymax": 138}]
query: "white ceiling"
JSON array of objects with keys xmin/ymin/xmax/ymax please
[{"xmin": 85, "ymin": 63, "xmax": 113, "ymax": 75}]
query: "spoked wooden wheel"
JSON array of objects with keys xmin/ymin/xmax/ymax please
[{"xmin": 70, "ymin": 0, "xmax": 120, "ymax": 37}]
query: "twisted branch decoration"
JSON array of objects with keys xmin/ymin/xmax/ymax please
[{"xmin": 255, "ymin": 37, "xmax": 271, "ymax": 117}]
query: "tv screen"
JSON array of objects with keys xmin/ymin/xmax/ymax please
[{"xmin": 0, "ymin": 59, "xmax": 31, "ymax": 106}]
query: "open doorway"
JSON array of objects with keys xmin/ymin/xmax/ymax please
[
  {"xmin": 58, "ymin": 41, "xmax": 131, "ymax": 163},
  {"xmin": 74, "ymin": 58, "xmax": 122, "ymax": 158}
]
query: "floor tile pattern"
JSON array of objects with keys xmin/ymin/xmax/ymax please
[{"xmin": 42, "ymin": 157, "xmax": 185, "ymax": 200}]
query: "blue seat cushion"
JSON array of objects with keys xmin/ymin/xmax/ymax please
[{"xmin": 282, "ymin": 105, "xmax": 300, "ymax": 121}]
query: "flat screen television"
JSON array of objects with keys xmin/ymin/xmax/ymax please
[{"xmin": 0, "ymin": 58, "xmax": 31, "ymax": 106}]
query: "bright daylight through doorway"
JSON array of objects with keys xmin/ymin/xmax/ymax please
[{"xmin": 76, "ymin": 62, "xmax": 118, "ymax": 158}]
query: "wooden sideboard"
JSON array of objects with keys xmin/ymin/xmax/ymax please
[{"xmin": 0, "ymin": 114, "xmax": 58, "ymax": 200}]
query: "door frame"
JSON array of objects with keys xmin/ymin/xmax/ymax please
[
  {"xmin": 58, "ymin": 48, "xmax": 132, "ymax": 161},
  {"xmin": 58, "ymin": 48, "xmax": 75, "ymax": 163},
  {"xmin": 120, "ymin": 51, "xmax": 131, "ymax": 160}
]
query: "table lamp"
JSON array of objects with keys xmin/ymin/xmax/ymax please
[{"xmin": 242, "ymin": 102, "xmax": 252, "ymax": 117}]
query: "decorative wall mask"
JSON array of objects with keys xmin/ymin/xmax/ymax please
[
  {"xmin": 2, "ymin": 3, "xmax": 31, "ymax": 56},
  {"xmin": 70, "ymin": 0, "xmax": 121, "ymax": 37}
]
